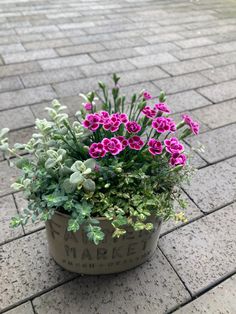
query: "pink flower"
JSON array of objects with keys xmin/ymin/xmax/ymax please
[
  {"xmin": 83, "ymin": 103, "xmax": 93, "ymax": 111},
  {"xmin": 116, "ymin": 136, "xmax": 128, "ymax": 149},
  {"xmin": 128, "ymin": 136, "xmax": 144, "ymax": 150},
  {"xmin": 98, "ymin": 111, "xmax": 110, "ymax": 123},
  {"xmin": 143, "ymin": 91, "xmax": 152, "ymax": 100},
  {"xmin": 168, "ymin": 118, "xmax": 177, "ymax": 132},
  {"xmin": 102, "ymin": 137, "xmax": 122, "ymax": 155},
  {"xmin": 103, "ymin": 114, "xmax": 121, "ymax": 132},
  {"xmin": 142, "ymin": 106, "xmax": 157, "ymax": 119},
  {"xmin": 125, "ymin": 121, "xmax": 141, "ymax": 134},
  {"xmin": 152, "ymin": 117, "xmax": 176, "ymax": 133},
  {"xmin": 170, "ymin": 153, "xmax": 187, "ymax": 167},
  {"xmin": 83, "ymin": 114, "xmax": 100, "ymax": 131},
  {"xmin": 119, "ymin": 113, "xmax": 128, "ymax": 123},
  {"xmin": 148, "ymin": 139, "xmax": 163, "ymax": 155},
  {"xmin": 89, "ymin": 142, "xmax": 106, "ymax": 158},
  {"xmin": 182, "ymin": 114, "xmax": 200, "ymax": 135},
  {"xmin": 164, "ymin": 137, "xmax": 184, "ymax": 154},
  {"xmin": 155, "ymin": 103, "xmax": 171, "ymax": 113}
]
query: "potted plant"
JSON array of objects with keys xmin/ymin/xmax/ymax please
[{"xmin": 0, "ymin": 74, "xmax": 199, "ymax": 275}]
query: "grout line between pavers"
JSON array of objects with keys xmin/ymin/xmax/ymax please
[
  {"xmin": 30, "ymin": 300, "xmax": 36, "ymax": 314},
  {"xmin": 158, "ymin": 245, "xmax": 193, "ymax": 298},
  {"xmin": 168, "ymin": 269, "xmax": 236, "ymax": 314},
  {"xmin": 0, "ymin": 275, "xmax": 79, "ymax": 314},
  {"xmin": 0, "ymin": 225, "xmax": 45, "ymax": 247}
]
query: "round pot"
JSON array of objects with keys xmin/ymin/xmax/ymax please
[{"xmin": 45, "ymin": 211, "xmax": 162, "ymax": 275}]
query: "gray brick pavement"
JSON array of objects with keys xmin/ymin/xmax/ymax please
[{"xmin": 0, "ymin": 0, "xmax": 236, "ymax": 313}]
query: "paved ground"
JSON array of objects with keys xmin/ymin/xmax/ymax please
[{"xmin": 0, "ymin": 0, "xmax": 236, "ymax": 313}]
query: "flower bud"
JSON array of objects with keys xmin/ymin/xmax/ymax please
[
  {"xmin": 83, "ymin": 103, "xmax": 93, "ymax": 111},
  {"xmin": 138, "ymin": 101, "xmax": 146, "ymax": 110}
]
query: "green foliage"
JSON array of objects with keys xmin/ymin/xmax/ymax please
[
  {"xmin": 0, "ymin": 74, "xmax": 196, "ymax": 244},
  {"xmin": 85, "ymin": 224, "xmax": 105, "ymax": 245}
]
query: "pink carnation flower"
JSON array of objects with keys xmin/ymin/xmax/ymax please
[
  {"xmin": 164, "ymin": 137, "xmax": 184, "ymax": 154},
  {"xmin": 99, "ymin": 111, "xmax": 110, "ymax": 123},
  {"xmin": 83, "ymin": 113, "xmax": 100, "ymax": 131},
  {"xmin": 128, "ymin": 136, "xmax": 144, "ymax": 150},
  {"xmin": 89, "ymin": 142, "xmax": 106, "ymax": 159},
  {"xmin": 103, "ymin": 114, "xmax": 121, "ymax": 132},
  {"xmin": 148, "ymin": 139, "xmax": 163, "ymax": 155},
  {"xmin": 116, "ymin": 136, "xmax": 128, "ymax": 149},
  {"xmin": 143, "ymin": 91, "xmax": 152, "ymax": 100},
  {"xmin": 152, "ymin": 117, "xmax": 176, "ymax": 133},
  {"xmin": 182, "ymin": 114, "xmax": 200, "ymax": 135},
  {"xmin": 125, "ymin": 121, "xmax": 141, "ymax": 134},
  {"xmin": 83, "ymin": 103, "xmax": 93, "ymax": 111},
  {"xmin": 142, "ymin": 106, "xmax": 157, "ymax": 119},
  {"xmin": 102, "ymin": 137, "xmax": 122, "ymax": 155},
  {"xmin": 170, "ymin": 153, "xmax": 187, "ymax": 167},
  {"xmin": 155, "ymin": 103, "xmax": 171, "ymax": 113},
  {"xmin": 119, "ymin": 113, "xmax": 128, "ymax": 123}
]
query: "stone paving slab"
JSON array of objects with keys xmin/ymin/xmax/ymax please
[
  {"xmin": 128, "ymin": 52, "xmax": 178, "ymax": 68},
  {"xmin": 118, "ymin": 67, "xmax": 169, "ymax": 87},
  {"xmin": 80, "ymin": 59, "xmax": 135, "ymax": 76},
  {"xmin": 187, "ymin": 124, "xmax": 236, "ymax": 164},
  {"xmin": 38, "ymin": 54, "xmax": 94, "ymax": 70},
  {"xmin": 56, "ymin": 43, "xmax": 105, "ymax": 56},
  {"xmin": 0, "ymin": 43, "xmax": 25, "ymax": 54},
  {"xmin": 0, "ymin": 107, "xmax": 35, "ymax": 130},
  {"xmin": 160, "ymin": 59, "xmax": 213, "ymax": 76},
  {"xmin": 175, "ymin": 37, "xmax": 215, "ymax": 49},
  {"xmin": 201, "ymin": 64, "xmax": 236, "ymax": 83},
  {"xmin": 153, "ymin": 73, "xmax": 212, "ymax": 95},
  {"xmin": 90, "ymin": 47, "xmax": 140, "ymax": 62},
  {"xmin": 174, "ymin": 275, "xmax": 236, "ymax": 314},
  {"xmin": 171, "ymin": 46, "xmax": 217, "ymax": 61},
  {"xmin": 192, "ymin": 100, "xmax": 236, "ymax": 129},
  {"xmin": 184, "ymin": 144, "xmax": 208, "ymax": 169},
  {"xmin": 134, "ymin": 42, "xmax": 180, "ymax": 55},
  {"xmin": 101, "ymin": 37, "xmax": 148, "ymax": 50},
  {"xmin": 5, "ymin": 302, "xmax": 34, "ymax": 314},
  {"xmin": 161, "ymin": 191, "xmax": 203, "ymax": 236},
  {"xmin": 53, "ymin": 75, "xmax": 112, "ymax": 98},
  {"xmin": 23, "ymin": 38, "xmax": 72, "ymax": 50},
  {"xmin": 2, "ymin": 48, "xmax": 58, "ymax": 64},
  {"xmin": 0, "ymin": 85, "xmax": 56, "ymax": 110},
  {"xmin": 0, "ymin": 161, "xmax": 20, "ymax": 197},
  {"xmin": 183, "ymin": 156, "xmax": 236, "ymax": 213},
  {"xmin": 32, "ymin": 249, "xmax": 190, "ymax": 314},
  {"xmin": 0, "ymin": 62, "xmax": 41, "ymax": 78},
  {"xmin": 0, "ymin": 194, "xmax": 24, "ymax": 244},
  {"xmin": 21, "ymin": 67, "xmax": 85, "ymax": 88},
  {"xmin": 167, "ymin": 90, "xmax": 211, "ymax": 113},
  {"xmin": 0, "ymin": 76, "xmax": 23, "ymax": 93},
  {"xmin": 198, "ymin": 79, "xmax": 236, "ymax": 103},
  {"xmin": 159, "ymin": 203, "xmax": 236, "ymax": 295},
  {"xmin": 0, "ymin": 229, "xmax": 77, "ymax": 311},
  {"xmin": 202, "ymin": 51, "xmax": 236, "ymax": 67}
]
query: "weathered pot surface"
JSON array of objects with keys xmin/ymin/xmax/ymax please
[{"xmin": 45, "ymin": 211, "xmax": 162, "ymax": 275}]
